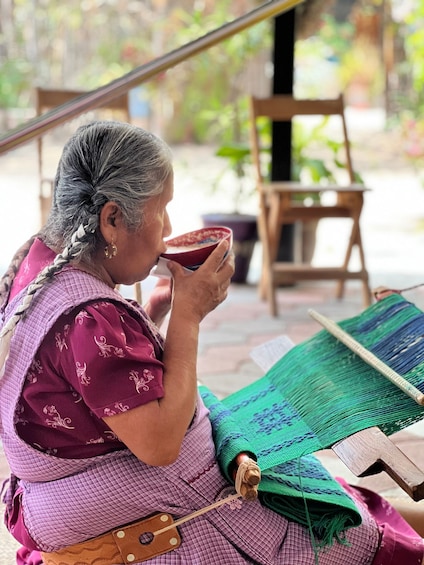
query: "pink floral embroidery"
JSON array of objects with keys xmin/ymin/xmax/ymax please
[
  {"xmin": 75, "ymin": 310, "xmax": 90, "ymax": 324},
  {"xmin": 14, "ymin": 403, "xmax": 28, "ymax": 426},
  {"xmin": 27, "ymin": 358, "xmax": 43, "ymax": 384},
  {"xmin": 129, "ymin": 369, "xmax": 155, "ymax": 393},
  {"xmin": 103, "ymin": 402, "xmax": 130, "ymax": 417},
  {"xmin": 93, "ymin": 302, "xmax": 111, "ymax": 310},
  {"xmin": 76, "ymin": 361, "xmax": 90, "ymax": 386},
  {"xmin": 55, "ymin": 324, "xmax": 70, "ymax": 352},
  {"xmin": 227, "ymin": 498, "xmax": 243, "ymax": 511},
  {"xmin": 94, "ymin": 335, "xmax": 125, "ymax": 358},
  {"xmin": 382, "ymin": 499, "xmax": 394, "ymax": 516},
  {"xmin": 43, "ymin": 405, "xmax": 74, "ymax": 429},
  {"xmin": 86, "ymin": 437, "xmax": 105, "ymax": 444},
  {"xmin": 119, "ymin": 330, "xmax": 133, "ymax": 352},
  {"xmin": 71, "ymin": 390, "xmax": 83, "ymax": 403}
]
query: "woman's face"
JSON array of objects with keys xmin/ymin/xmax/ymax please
[{"xmin": 101, "ymin": 173, "xmax": 174, "ymax": 286}]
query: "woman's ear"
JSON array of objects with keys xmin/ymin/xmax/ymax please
[{"xmin": 99, "ymin": 201, "xmax": 122, "ymax": 240}]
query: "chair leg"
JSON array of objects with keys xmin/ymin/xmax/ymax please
[
  {"xmin": 134, "ymin": 282, "xmax": 142, "ymax": 304},
  {"xmin": 258, "ymin": 247, "xmax": 268, "ymax": 301},
  {"xmin": 335, "ymin": 215, "xmax": 361, "ymax": 300},
  {"xmin": 257, "ymin": 206, "xmax": 272, "ymax": 304},
  {"xmin": 355, "ymin": 228, "xmax": 372, "ymax": 307},
  {"xmin": 362, "ymin": 278, "xmax": 372, "ymax": 308},
  {"xmin": 115, "ymin": 283, "xmax": 142, "ymax": 304},
  {"xmin": 270, "ymin": 287, "xmax": 278, "ymax": 317},
  {"xmin": 335, "ymin": 222, "xmax": 371, "ymax": 308}
]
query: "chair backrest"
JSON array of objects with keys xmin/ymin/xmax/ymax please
[
  {"xmin": 35, "ymin": 86, "xmax": 130, "ymax": 183},
  {"xmin": 35, "ymin": 87, "xmax": 130, "ymax": 115},
  {"xmin": 248, "ymin": 93, "xmax": 355, "ymax": 188},
  {"xmin": 35, "ymin": 87, "xmax": 130, "ymax": 225}
]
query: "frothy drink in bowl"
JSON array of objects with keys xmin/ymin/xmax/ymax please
[{"xmin": 151, "ymin": 226, "xmax": 233, "ymax": 278}]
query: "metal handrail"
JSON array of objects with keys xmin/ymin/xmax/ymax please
[{"xmin": 0, "ymin": 0, "xmax": 303, "ymax": 155}]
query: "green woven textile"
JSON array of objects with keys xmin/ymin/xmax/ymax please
[
  {"xmin": 200, "ymin": 293, "xmax": 424, "ymax": 544},
  {"xmin": 200, "ymin": 386, "xmax": 361, "ymax": 545}
]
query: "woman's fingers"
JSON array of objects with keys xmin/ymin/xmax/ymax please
[
  {"xmin": 165, "ymin": 240, "xmax": 234, "ymax": 321},
  {"xmin": 203, "ymin": 240, "xmax": 231, "ymax": 271}
]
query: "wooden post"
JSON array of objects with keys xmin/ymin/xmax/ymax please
[{"xmin": 271, "ymin": 9, "xmax": 296, "ymax": 262}]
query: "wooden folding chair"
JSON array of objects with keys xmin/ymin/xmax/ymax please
[
  {"xmin": 35, "ymin": 87, "xmax": 142, "ymax": 304},
  {"xmin": 249, "ymin": 94, "xmax": 372, "ymax": 317},
  {"xmin": 35, "ymin": 86, "xmax": 131, "ymax": 227}
]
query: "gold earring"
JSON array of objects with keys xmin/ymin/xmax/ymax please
[{"xmin": 104, "ymin": 241, "xmax": 118, "ymax": 259}]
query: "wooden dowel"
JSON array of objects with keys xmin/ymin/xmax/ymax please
[
  {"xmin": 308, "ymin": 309, "xmax": 424, "ymax": 406},
  {"xmin": 153, "ymin": 494, "xmax": 241, "ymax": 536},
  {"xmin": 153, "ymin": 452, "xmax": 262, "ymax": 536}
]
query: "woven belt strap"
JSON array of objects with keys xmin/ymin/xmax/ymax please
[{"xmin": 41, "ymin": 513, "xmax": 181, "ymax": 565}]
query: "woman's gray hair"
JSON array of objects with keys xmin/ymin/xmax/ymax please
[
  {"xmin": 41, "ymin": 120, "xmax": 173, "ymax": 262},
  {"xmin": 0, "ymin": 121, "xmax": 173, "ymax": 364}
]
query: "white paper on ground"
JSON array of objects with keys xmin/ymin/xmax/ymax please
[{"xmin": 249, "ymin": 335, "xmax": 295, "ymax": 373}]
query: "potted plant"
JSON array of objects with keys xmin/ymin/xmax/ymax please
[
  {"xmin": 290, "ymin": 117, "xmax": 352, "ymax": 263},
  {"xmin": 201, "ymin": 139, "xmax": 258, "ymax": 284}
]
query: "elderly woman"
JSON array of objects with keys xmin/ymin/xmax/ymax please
[{"xmin": 0, "ymin": 121, "xmax": 423, "ymax": 565}]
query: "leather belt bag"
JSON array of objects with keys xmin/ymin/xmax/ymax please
[{"xmin": 41, "ymin": 513, "xmax": 181, "ymax": 565}]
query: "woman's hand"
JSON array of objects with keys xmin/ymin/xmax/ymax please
[
  {"xmin": 167, "ymin": 239, "xmax": 235, "ymax": 323},
  {"xmin": 144, "ymin": 278, "xmax": 172, "ymax": 327},
  {"xmin": 373, "ymin": 285, "xmax": 396, "ymax": 301}
]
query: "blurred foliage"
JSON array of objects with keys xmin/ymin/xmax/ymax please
[
  {"xmin": 0, "ymin": 0, "xmax": 268, "ymax": 141},
  {"xmin": 295, "ymin": 12, "xmax": 384, "ymax": 104},
  {"xmin": 393, "ymin": 1, "xmax": 424, "ymax": 174},
  {"xmin": 0, "ymin": 0, "xmax": 423, "ymax": 152},
  {"xmin": 403, "ymin": 2, "xmax": 424, "ymax": 119},
  {"xmin": 0, "ymin": 58, "xmax": 32, "ymax": 109},
  {"xmin": 214, "ymin": 111, "xmax": 363, "ymax": 211},
  {"xmin": 161, "ymin": 3, "xmax": 271, "ymax": 143}
]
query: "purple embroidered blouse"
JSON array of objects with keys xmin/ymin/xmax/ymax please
[{"xmin": 12, "ymin": 239, "xmax": 165, "ymax": 458}]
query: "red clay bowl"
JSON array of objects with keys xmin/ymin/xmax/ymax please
[{"xmin": 161, "ymin": 226, "xmax": 233, "ymax": 269}]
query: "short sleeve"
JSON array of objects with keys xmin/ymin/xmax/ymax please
[{"xmin": 59, "ymin": 301, "xmax": 165, "ymax": 417}]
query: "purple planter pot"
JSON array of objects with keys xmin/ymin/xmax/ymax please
[{"xmin": 201, "ymin": 213, "xmax": 257, "ymax": 284}]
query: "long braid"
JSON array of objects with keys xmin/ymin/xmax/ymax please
[
  {"xmin": 0, "ymin": 235, "xmax": 37, "ymax": 309},
  {"xmin": 0, "ymin": 218, "xmax": 97, "ymax": 376}
]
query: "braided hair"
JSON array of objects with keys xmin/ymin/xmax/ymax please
[
  {"xmin": 42, "ymin": 120, "xmax": 173, "ymax": 260},
  {"xmin": 0, "ymin": 235, "xmax": 36, "ymax": 309},
  {"xmin": 0, "ymin": 121, "xmax": 173, "ymax": 371}
]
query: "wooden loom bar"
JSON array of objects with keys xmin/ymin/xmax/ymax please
[{"xmin": 0, "ymin": 0, "xmax": 303, "ymax": 156}]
